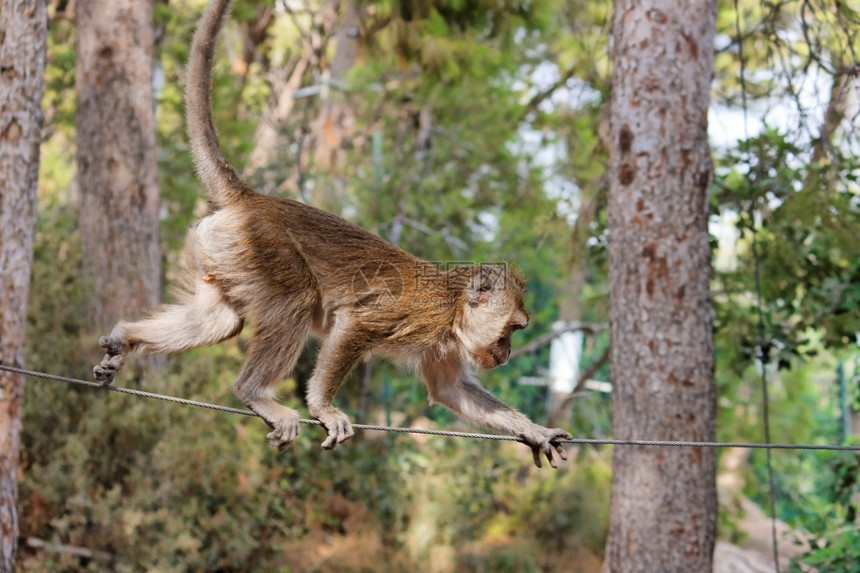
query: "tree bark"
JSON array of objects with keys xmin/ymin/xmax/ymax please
[
  {"xmin": 310, "ymin": 0, "xmax": 359, "ymax": 212},
  {"xmin": 604, "ymin": 1, "xmax": 718, "ymax": 572},
  {"xmin": 312, "ymin": 0, "xmax": 359, "ymax": 170},
  {"xmin": 76, "ymin": 0, "xmax": 161, "ymax": 332},
  {"xmin": 0, "ymin": 0, "xmax": 48, "ymax": 570}
]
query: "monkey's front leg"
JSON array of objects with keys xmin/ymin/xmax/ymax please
[
  {"xmin": 454, "ymin": 380, "xmax": 571, "ymax": 468},
  {"xmin": 422, "ymin": 356, "xmax": 571, "ymax": 468},
  {"xmin": 305, "ymin": 332, "xmax": 364, "ymax": 450}
]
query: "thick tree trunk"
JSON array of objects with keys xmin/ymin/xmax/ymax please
[
  {"xmin": 604, "ymin": 1, "xmax": 718, "ymax": 572},
  {"xmin": 76, "ymin": 0, "xmax": 160, "ymax": 331},
  {"xmin": 0, "ymin": 0, "xmax": 48, "ymax": 570}
]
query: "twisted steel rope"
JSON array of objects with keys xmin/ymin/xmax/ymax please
[{"xmin": 3, "ymin": 364, "xmax": 860, "ymax": 450}]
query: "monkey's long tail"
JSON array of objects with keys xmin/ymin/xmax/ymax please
[{"xmin": 186, "ymin": 0, "xmax": 251, "ymax": 207}]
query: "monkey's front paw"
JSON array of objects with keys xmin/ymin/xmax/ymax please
[
  {"xmin": 519, "ymin": 426, "xmax": 572, "ymax": 469},
  {"xmin": 315, "ymin": 408, "xmax": 354, "ymax": 450},
  {"xmin": 93, "ymin": 335, "xmax": 126, "ymax": 386},
  {"xmin": 267, "ymin": 411, "xmax": 302, "ymax": 452}
]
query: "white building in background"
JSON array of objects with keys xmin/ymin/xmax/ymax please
[{"xmin": 549, "ymin": 322, "xmax": 583, "ymax": 395}]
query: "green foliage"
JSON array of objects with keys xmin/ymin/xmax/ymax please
[
  {"xmin": 714, "ymin": 128, "xmax": 860, "ymax": 368},
  {"xmin": 786, "ymin": 445, "xmax": 860, "ymax": 572},
  {"xmin": 365, "ymin": 0, "xmax": 552, "ymax": 84},
  {"xmin": 710, "ymin": 119, "xmax": 859, "ymax": 561},
  {"xmin": 791, "ymin": 527, "xmax": 860, "ymax": 573}
]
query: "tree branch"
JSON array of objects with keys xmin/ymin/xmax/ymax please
[
  {"xmin": 518, "ymin": 66, "xmax": 578, "ymax": 121},
  {"xmin": 546, "ymin": 344, "xmax": 611, "ymax": 426},
  {"xmin": 509, "ymin": 321, "xmax": 608, "ymax": 361},
  {"xmin": 27, "ymin": 537, "xmax": 114, "ymax": 563}
]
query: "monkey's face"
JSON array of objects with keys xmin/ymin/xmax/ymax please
[
  {"xmin": 457, "ymin": 265, "xmax": 529, "ymax": 369},
  {"xmin": 471, "ymin": 314, "xmax": 528, "ymax": 368}
]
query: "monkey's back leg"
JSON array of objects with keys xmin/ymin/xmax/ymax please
[
  {"xmin": 232, "ymin": 299, "xmax": 316, "ymax": 451},
  {"xmin": 93, "ymin": 279, "xmax": 243, "ymax": 384}
]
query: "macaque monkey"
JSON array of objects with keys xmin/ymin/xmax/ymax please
[{"xmin": 94, "ymin": 0, "xmax": 571, "ymax": 468}]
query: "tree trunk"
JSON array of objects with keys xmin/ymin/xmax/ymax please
[
  {"xmin": 76, "ymin": 0, "xmax": 160, "ymax": 332},
  {"xmin": 0, "ymin": 0, "xmax": 48, "ymax": 569},
  {"xmin": 310, "ymin": 0, "xmax": 360, "ymax": 212},
  {"xmin": 604, "ymin": 1, "xmax": 718, "ymax": 572}
]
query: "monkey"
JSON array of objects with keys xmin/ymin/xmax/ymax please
[{"xmin": 93, "ymin": 0, "xmax": 571, "ymax": 469}]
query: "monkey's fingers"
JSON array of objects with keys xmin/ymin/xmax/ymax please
[
  {"xmin": 531, "ymin": 445, "xmax": 543, "ymax": 469},
  {"xmin": 547, "ymin": 431, "xmax": 572, "ymax": 467},
  {"xmin": 98, "ymin": 335, "xmax": 123, "ymax": 356},
  {"xmin": 542, "ymin": 442, "xmax": 560, "ymax": 469},
  {"xmin": 318, "ymin": 411, "xmax": 355, "ymax": 450},
  {"xmin": 549, "ymin": 430, "xmax": 572, "ymax": 462},
  {"xmin": 320, "ymin": 427, "xmax": 354, "ymax": 450},
  {"xmin": 518, "ymin": 434, "xmax": 543, "ymax": 468},
  {"xmin": 93, "ymin": 353, "xmax": 124, "ymax": 386},
  {"xmin": 268, "ymin": 428, "xmax": 299, "ymax": 452},
  {"xmin": 521, "ymin": 429, "xmax": 572, "ymax": 469},
  {"xmin": 93, "ymin": 365, "xmax": 114, "ymax": 385},
  {"xmin": 553, "ymin": 442, "xmax": 568, "ymax": 462},
  {"xmin": 267, "ymin": 415, "xmax": 301, "ymax": 451}
]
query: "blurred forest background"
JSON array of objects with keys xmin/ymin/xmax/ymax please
[{"xmin": 5, "ymin": 0, "xmax": 859, "ymax": 570}]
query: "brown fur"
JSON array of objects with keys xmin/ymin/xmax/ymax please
[{"xmin": 93, "ymin": 0, "xmax": 570, "ymax": 467}]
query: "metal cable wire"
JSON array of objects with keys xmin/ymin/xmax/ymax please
[{"xmin": 3, "ymin": 364, "xmax": 860, "ymax": 451}]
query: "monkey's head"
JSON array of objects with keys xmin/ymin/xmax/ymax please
[{"xmin": 453, "ymin": 265, "xmax": 529, "ymax": 370}]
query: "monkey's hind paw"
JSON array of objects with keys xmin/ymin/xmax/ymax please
[
  {"xmin": 266, "ymin": 412, "xmax": 302, "ymax": 452},
  {"xmin": 316, "ymin": 408, "xmax": 355, "ymax": 450},
  {"xmin": 93, "ymin": 336, "xmax": 126, "ymax": 386}
]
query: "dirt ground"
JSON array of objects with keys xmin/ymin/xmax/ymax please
[
  {"xmin": 713, "ymin": 448, "xmax": 809, "ymax": 573},
  {"xmin": 713, "ymin": 496, "xmax": 809, "ymax": 573}
]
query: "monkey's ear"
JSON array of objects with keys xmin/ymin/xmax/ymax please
[{"xmin": 511, "ymin": 267, "xmax": 528, "ymax": 292}]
